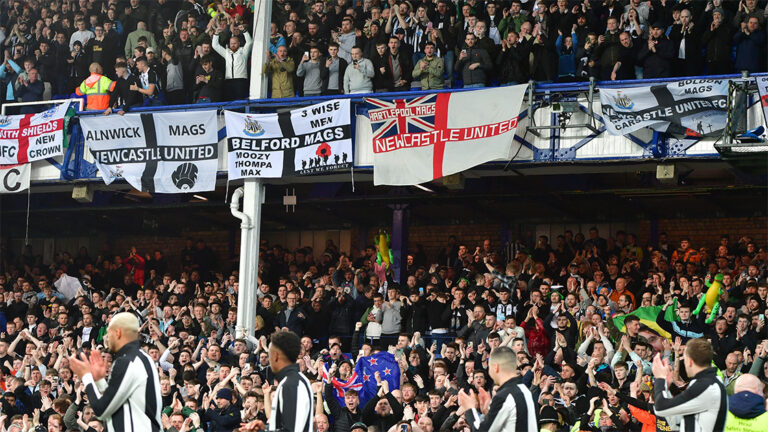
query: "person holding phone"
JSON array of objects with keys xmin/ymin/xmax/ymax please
[
  {"xmin": 412, "ymin": 42, "xmax": 444, "ymax": 90},
  {"xmin": 455, "ymin": 33, "xmax": 491, "ymax": 88},
  {"xmin": 343, "ymin": 46, "xmax": 373, "ymax": 94},
  {"xmin": 296, "ymin": 46, "xmax": 326, "ymax": 96}
]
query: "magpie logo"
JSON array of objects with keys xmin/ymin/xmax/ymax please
[{"xmin": 171, "ymin": 163, "xmax": 198, "ymax": 190}]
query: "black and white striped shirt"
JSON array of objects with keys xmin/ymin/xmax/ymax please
[
  {"xmin": 466, "ymin": 375, "xmax": 537, "ymax": 432},
  {"xmin": 653, "ymin": 367, "xmax": 728, "ymax": 432},
  {"xmin": 268, "ymin": 363, "xmax": 314, "ymax": 432},
  {"xmin": 82, "ymin": 340, "xmax": 163, "ymax": 432}
]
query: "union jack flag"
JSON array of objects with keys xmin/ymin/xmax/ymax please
[
  {"xmin": 367, "ymin": 95, "xmax": 437, "ymax": 141},
  {"xmin": 364, "ymin": 86, "xmax": 526, "ymax": 186},
  {"xmin": 321, "ymin": 363, "xmax": 363, "ymax": 405}
]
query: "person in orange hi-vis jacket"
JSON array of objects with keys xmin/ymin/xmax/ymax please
[{"xmin": 75, "ymin": 62, "xmax": 116, "ymax": 110}]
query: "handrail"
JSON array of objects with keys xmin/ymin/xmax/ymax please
[
  {"xmin": 75, "ymin": 72, "xmax": 768, "ymax": 116},
  {"xmin": 2, "ymin": 97, "xmax": 84, "ymax": 115}
]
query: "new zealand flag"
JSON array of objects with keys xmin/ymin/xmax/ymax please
[{"xmin": 354, "ymin": 352, "xmax": 401, "ymax": 408}]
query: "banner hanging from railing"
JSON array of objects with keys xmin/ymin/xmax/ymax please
[
  {"xmin": 224, "ymin": 99, "xmax": 352, "ymax": 179},
  {"xmin": 600, "ymin": 79, "xmax": 728, "ymax": 137},
  {"xmin": 365, "ymin": 85, "xmax": 527, "ymax": 186},
  {"xmin": 757, "ymin": 76, "xmax": 768, "ymax": 127},
  {"xmin": 81, "ymin": 111, "xmax": 219, "ymax": 193},
  {"xmin": 0, "ymin": 164, "xmax": 30, "ymax": 193},
  {"xmin": 0, "ymin": 104, "xmax": 69, "ymax": 165}
]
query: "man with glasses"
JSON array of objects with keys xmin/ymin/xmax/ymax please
[{"xmin": 276, "ymin": 292, "xmax": 306, "ymax": 336}]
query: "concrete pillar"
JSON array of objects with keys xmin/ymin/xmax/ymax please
[{"xmin": 390, "ymin": 204, "xmax": 409, "ymax": 285}]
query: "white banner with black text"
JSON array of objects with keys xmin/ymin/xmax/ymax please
[
  {"xmin": 0, "ymin": 164, "xmax": 30, "ymax": 193},
  {"xmin": 756, "ymin": 75, "xmax": 768, "ymax": 128},
  {"xmin": 0, "ymin": 104, "xmax": 69, "ymax": 164},
  {"xmin": 600, "ymin": 79, "xmax": 729, "ymax": 137},
  {"xmin": 224, "ymin": 99, "xmax": 352, "ymax": 180},
  {"xmin": 81, "ymin": 111, "xmax": 219, "ymax": 193}
]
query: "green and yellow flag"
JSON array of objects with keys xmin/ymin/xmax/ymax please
[{"xmin": 611, "ymin": 300, "xmax": 678, "ymax": 340}]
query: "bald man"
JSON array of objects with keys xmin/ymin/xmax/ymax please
[
  {"xmin": 723, "ymin": 352, "xmax": 743, "ymax": 395},
  {"xmin": 316, "ymin": 413, "xmax": 330, "ymax": 432},
  {"xmin": 725, "ymin": 374, "xmax": 768, "ymax": 432},
  {"xmin": 418, "ymin": 416, "xmax": 434, "ymax": 432},
  {"xmin": 69, "ymin": 312, "xmax": 162, "ymax": 432},
  {"xmin": 458, "ymin": 346, "xmax": 537, "ymax": 431}
]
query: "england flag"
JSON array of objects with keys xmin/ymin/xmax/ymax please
[{"xmin": 365, "ymin": 85, "xmax": 526, "ymax": 186}]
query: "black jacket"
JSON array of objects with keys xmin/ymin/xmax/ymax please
[
  {"xmin": 370, "ymin": 51, "xmax": 393, "ymax": 91},
  {"xmin": 702, "ymin": 24, "xmax": 732, "ymax": 63},
  {"xmin": 327, "ymin": 294, "xmax": 355, "ymax": 335},
  {"xmin": 496, "ymin": 41, "xmax": 531, "ymax": 84},
  {"xmin": 275, "ymin": 306, "xmax": 307, "ymax": 335},
  {"xmin": 402, "ymin": 299, "xmax": 429, "ymax": 334},
  {"xmin": 193, "ymin": 65, "xmax": 224, "ymax": 102},
  {"xmin": 530, "ymin": 36, "xmax": 557, "ymax": 81},
  {"xmin": 455, "ymin": 46, "xmax": 491, "ymax": 85},
  {"xmin": 387, "ymin": 50, "xmax": 413, "ymax": 87},
  {"xmin": 322, "ymin": 57, "xmax": 348, "ymax": 93},
  {"xmin": 109, "ymin": 73, "xmax": 143, "ymax": 109},
  {"xmin": 669, "ymin": 23, "xmax": 702, "ymax": 74},
  {"xmin": 36, "ymin": 52, "xmax": 57, "ymax": 83},
  {"xmin": 425, "ymin": 298, "xmax": 449, "ymax": 330},
  {"xmin": 637, "ymin": 36, "xmax": 675, "ymax": 78},
  {"xmin": 324, "ymin": 383, "xmax": 362, "ymax": 432},
  {"xmin": 362, "ymin": 392, "xmax": 403, "ymax": 432},
  {"xmin": 615, "ymin": 44, "xmax": 638, "ymax": 80}
]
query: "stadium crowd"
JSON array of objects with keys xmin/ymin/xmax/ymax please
[
  {"xmin": 0, "ymin": 228, "xmax": 765, "ymax": 431},
  {"xmin": 0, "ymin": 0, "xmax": 766, "ymax": 111}
]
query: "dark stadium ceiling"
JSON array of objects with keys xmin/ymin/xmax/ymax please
[{"xmin": 1, "ymin": 160, "xmax": 766, "ymax": 236}]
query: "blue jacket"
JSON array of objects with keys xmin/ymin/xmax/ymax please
[
  {"xmin": 16, "ymin": 80, "xmax": 44, "ymax": 108},
  {"xmin": 556, "ymin": 32, "xmax": 578, "ymax": 78},
  {"xmin": 0, "ymin": 59, "xmax": 21, "ymax": 101},
  {"xmin": 733, "ymin": 30, "xmax": 766, "ymax": 73}
]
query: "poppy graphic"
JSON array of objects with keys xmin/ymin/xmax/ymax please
[{"xmin": 316, "ymin": 142, "xmax": 332, "ymax": 164}]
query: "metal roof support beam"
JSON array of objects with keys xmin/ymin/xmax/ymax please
[{"xmin": 390, "ymin": 204, "xmax": 410, "ymax": 286}]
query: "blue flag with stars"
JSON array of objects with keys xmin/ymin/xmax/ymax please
[{"xmin": 354, "ymin": 352, "xmax": 400, "ymax": 408}]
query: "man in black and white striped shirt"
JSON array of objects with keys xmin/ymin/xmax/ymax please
[
  {"xmin": 242, "ymin": 330, "xmax": 314, "ymax": 432},
  {"xmin": 652, "ymin": 337, "xmax": 728, "ymax": 432},
  {"xmin": 458, "ymin": 346, "xmax": 537, "ymax": 432},
  {"xmin": 69, "ymin": 312, "xmax": 162, "ymax": 432}
]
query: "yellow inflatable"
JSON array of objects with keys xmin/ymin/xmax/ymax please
[
  {"xmin": 694, "ymin": 273, "xmax": 724, "ymax": 324},
  {"xmin": 375, "ymin": 229, "xmax": 393, "ymax": 269}
]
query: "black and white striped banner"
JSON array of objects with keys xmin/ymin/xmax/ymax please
[
  {"xmin": 600, "ymin": 79, "xmax": 728, "ymax": 137},
  {"xmin": 225, "ymin": 99, "xmax": 352, "ymax": 180},
  {"xmin": 82, "ymin": 111, "xmax": 219, "ymax": 193},
  {"xmin": 757, "ymin": 76, "xmax": 768, "ymax": 128}
]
